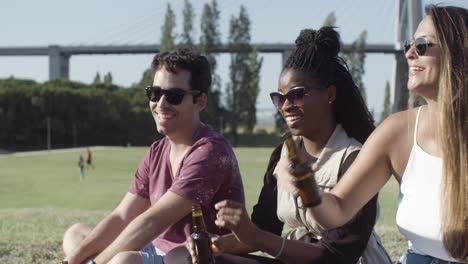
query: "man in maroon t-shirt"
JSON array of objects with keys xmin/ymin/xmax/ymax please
[{"xmin": 62, "ymin": 47, "xmax": 245, "ymax": 264}]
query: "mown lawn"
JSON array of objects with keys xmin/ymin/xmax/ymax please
[{"xmin": 0, "ymin": 147, "xmax": 406, "ymax": 263}]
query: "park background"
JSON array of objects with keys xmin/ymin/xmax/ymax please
[{"xmin": 1, "ymin": 0, "xmax": 467, "ymax": 263}]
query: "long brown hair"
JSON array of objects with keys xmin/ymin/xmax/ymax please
[{"xmin": 428, "ymin": 5, "xmax": 468, "ymax": 260}]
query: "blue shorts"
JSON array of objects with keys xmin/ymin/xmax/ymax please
[
  {"xmin": 398, "ymin": 251, "xmax": 461, "ymax": 264},
  {"xmin": 138, "ymin": 243, "xmax": 164, "ymax": 264}
]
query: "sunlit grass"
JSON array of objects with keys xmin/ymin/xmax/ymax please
[{"xmin": 0, "ymin": 147, "xmax": 406, "ymax": 262}]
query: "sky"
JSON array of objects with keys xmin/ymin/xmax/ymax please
[{"xmin": 1, "ymin": 0, "xmax": 467, "ymax": 123}]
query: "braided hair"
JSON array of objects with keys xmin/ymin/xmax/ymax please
[{"xmin": 284, "ymin": 27, "xmax": 375, "ymax": 144}]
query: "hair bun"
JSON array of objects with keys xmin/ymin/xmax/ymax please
[
  {"xmin": 295, "ymin": 29, "xmax": 318, "ymax": 47},
  {"xmin": 295, "ymin": 27, "xmax": 341, "ymax": 57}
]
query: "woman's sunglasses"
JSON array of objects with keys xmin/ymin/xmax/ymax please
[
  {"xmin": 403, "ymin": 37, "xmax": 436, "ymax": 56},
  {"xmin": 269, "ymin": 86, "xmax": 325, "ymax": 109},
  {"xmin": 145, "ymin": 86, "xmax": 201, "ymax": 105}
]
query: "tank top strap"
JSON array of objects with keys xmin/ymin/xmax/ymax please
[{"xmin": 413, "ymin": 107, "xmax": 423, "ymax": 144}]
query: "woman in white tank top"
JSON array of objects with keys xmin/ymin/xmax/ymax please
[{"xmin": 274, "ymin": 5, "xmax": 468, "ymax": 263}]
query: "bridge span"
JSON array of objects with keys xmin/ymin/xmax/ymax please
[{"xmin": 0, "ymin": 43, "xmax": 398, "ymax": 80}]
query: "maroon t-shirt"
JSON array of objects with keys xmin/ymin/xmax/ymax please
[{"xmin": 128, "ymin": 125, "xmax": 245, "ymax": 253}]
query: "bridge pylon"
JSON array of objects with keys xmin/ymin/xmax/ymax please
[
  {"xmin": 49, "ymin": 45, "xmax": 70, "ymax": 80},
  {"xmin": 392, "ymin": 0, "xmax": 422, "ymax": 112}
]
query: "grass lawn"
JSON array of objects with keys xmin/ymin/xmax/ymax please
[{"xmin": 0, "ymin": 147, "xmax": 406, "ymax": 263}]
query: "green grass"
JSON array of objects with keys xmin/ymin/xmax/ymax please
[{"xmin": 0, "ymin": 147, "xmax": 406, "ymax": 263}]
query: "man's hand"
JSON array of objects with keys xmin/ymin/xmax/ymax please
[
  {"xmin": 62, "ymin": 252, "xmax": 83, "ymax": 264},
  {"xmin": 185, "ymin": 234, "xmax": 224, "ymax": 264},
  {"xmin": 214, "ymin": 200, "xmax": 258, "ymax": 247},
  {"xmin": 62, "ymin": 255, "xmax": 91, "ymax": 264}
]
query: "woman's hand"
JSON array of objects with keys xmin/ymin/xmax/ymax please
[
  {"xmin": 276, "ymin": 156, "xmax": 319, "ymax": 196},
  {"xmin": 276, "ymin": 156, "xmax": 300, "ymax": 196},
  {"xmin": 214, "ymin": 200, "xmax": 258, "ymax": 248}
]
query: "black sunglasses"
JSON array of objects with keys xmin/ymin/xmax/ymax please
[
  {"xmin": 403, "ymin": 37, "xmax": 436, "ymax": 56},
  {"xmin": 145, "ymin": 86, "xmax": 201, "ymax": 105},
  {"xmin": 270, "ymin": 86, "xmax": 325, "ymax": 109}
]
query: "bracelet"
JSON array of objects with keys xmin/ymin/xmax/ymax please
[{"xmin": 274, "ymin": 236, "xmax": 287, "ymax": 259}]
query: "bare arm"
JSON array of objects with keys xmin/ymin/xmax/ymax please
[
  {"xmin": 186, "ymin": 232, "xmax": 256, "ymax": 261},
  {"xmin": 215, "ymin": 233, "xmax": 256, "ymax": 254},
  {"xmin": 305, "ymin": 116, "xmax": 403, "ymax": 228},
  {"xmin": 65, "ymin": 192, "xmax": 150, "ymax": 264},
  {"xmin": 94, "ymin": 191, "xmax": 195, "ymax": 263}
]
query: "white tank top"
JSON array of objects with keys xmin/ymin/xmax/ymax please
[{"xmin": 396, "ymin": 107, "xmax": 456, "ymax": 261}]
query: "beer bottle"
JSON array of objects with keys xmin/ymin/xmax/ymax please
[
  {"xmin": 283, "ymin": 133, "xmax": 321, "ymax": 207},
  {"xmin": 191, "ymin": 204, "xmax": 215, "ymax": 264}
]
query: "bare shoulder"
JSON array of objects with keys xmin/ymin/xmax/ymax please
[{"xmin": 377, "ymin": 109, "xmax": 416, "ymax": 139}]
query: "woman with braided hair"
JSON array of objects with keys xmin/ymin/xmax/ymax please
[{"xmin": 164, "ymin": 26, "xmax": 391, "ymax": 264}]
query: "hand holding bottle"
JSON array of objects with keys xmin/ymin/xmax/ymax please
[
  {"xmin": 185, "ymin": 234, "xmax": 223, "ymax": 264},
  {"xmin": 277, "ymin": 133, "xmax": 321, "ymax": 207},
  {"xmin": 191, "ymin": 205, "xmax": 216, "ymax": 264}
]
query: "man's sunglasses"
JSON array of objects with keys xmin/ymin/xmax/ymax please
[
  {"xmin": 403, "ymin": 37, "xmax": 436, "ymax": 56},
  {"xmin": 269, "ymin": 86, "xmax": 325, "ymax": 109},
  {"xmin": 145, "ymin": 86, "xmax": 201, "ymax": 105}
]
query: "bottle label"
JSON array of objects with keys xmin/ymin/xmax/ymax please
[
  {"xmin": 296, "ymin": 171, "xmax": 314, "ymax": 181},
  {"xmin": 192, "ymin": 211, "xmax": 203, "ymax": 217}
]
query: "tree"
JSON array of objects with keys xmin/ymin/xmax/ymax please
[
  {"xmin": 0, "ymin": 77, "xmax": 158, "ymax": 149},
  {"xmin": 180, "ymin": 0, "xmax": 195, "ymax": 46},
  {"xmin": 160, "ymin": 3, "xmax": 176, "ymax": 53},
  {"xmin": 199, "ymin": 0, "xmax": 221, "ymax": 68},
  {"xmin": 103, "ymin": 72, "xmax": 113, "ymax": 85},
  {"xmin": 93, "ymin": 72, "xmax": 101, "ymax": 84},
  {"xmin": 379, "ymin": 80, "xmax": 392, "ymax": 124},
  {"xmin": 198, "ymin": 0, "xmax": 223, "ymax": 131},
  {"xmin": 322, "ymin": 12, "xmax": 336, "ymax": 27},
  {"xmin": 134, "ymin": 3, "xmax": 177, "ymax": 98},
  {"xmin": 226, "ymin": 5, "xmax": 253, "ymax": 145},
  {"xmin": 137, "ymin": 69, "xmax": 152, "ymax": 87},
  {"xmin": 242, "ymin": 48, "xmax": 263, "ymax": 133},
  {"xmin": 199, "ymin": 0, "xmax": 222, "ymax": 89},
  {"xmin": 343, "ymin": 30, "xmax": 368, "ymax": 103}
]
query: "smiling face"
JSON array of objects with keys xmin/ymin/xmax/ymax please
[
  {"xmin": 150, "ymin": 66, "xmax": 202, "ymax": 139},
  {"xmin": 277, "ymin": 69, "xmax": 333, "ymax": 137},
  {"xmin": 406, "ymin": 15, "xmax": 441, "ymax": 99}
]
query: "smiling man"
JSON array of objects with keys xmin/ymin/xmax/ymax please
[{"xmin": 62, "ymin": 47, "xmax": 245, "ymax": 264}]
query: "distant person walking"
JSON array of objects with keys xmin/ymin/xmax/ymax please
[
  {"xmin": 85, "ymin": 147, "xmax": 94, "ymax": 169},
  {"xmin": 78, "ymin": 154, "xmax": 85, "ymax": 180}
]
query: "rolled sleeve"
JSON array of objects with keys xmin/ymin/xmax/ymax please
[{"xmin": 128, "ymin": 147, "xmax": 152, "ymax": 199}]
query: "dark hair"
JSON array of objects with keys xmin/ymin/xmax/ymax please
[
  {"xmin": 151, "ymin": 47, "xmax": 212, "ymax": 95},
  {"xmin": 426, "ymin": 5, "xmax": 468, "ymax": 261},
  {"xmin": 283, "ymin": 27, "xmax": 375, "ymax": 144}
]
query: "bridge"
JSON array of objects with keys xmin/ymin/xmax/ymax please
[
  {"xmin": 0, "ymin": 43, "xmax": 399, "ymax": 80},
  {"xmin": 0, "ymin": 0, "xmax": 421, "ymax": 112}
]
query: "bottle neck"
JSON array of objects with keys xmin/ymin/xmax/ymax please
[
  {"xmin": 192, "ymin": 208, "xmax": 207, "ymax": 233},
  {"xmin": 284, "ymin": 136, "xmax": 304, "ymax": 164}
]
